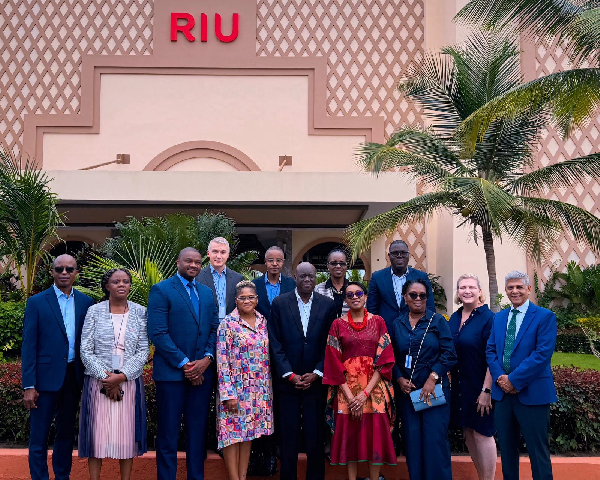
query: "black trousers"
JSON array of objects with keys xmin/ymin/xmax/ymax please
[
  {"xmin": 495, "ymin": 395, "xmax": 553, "ymax": 480},
  {"xmin": 28, "ymin": 363, "xmax": 80, "ymax": 480},
  {"xmin": 277, "ymin": 387, "xmax": 325, "ymax": 480}
]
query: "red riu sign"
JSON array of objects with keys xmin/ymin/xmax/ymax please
[{"xmin": 171, "ymin": 13, "xmax": 239, "ymax": 42}]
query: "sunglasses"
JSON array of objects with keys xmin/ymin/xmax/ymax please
[
  {"xmin": 54, "ymin": 266, "xmax": 76, "ymax": 274},
  {"xmin": 389, "ymin": 251, "xmax": 409, "ymax": 259},
  {"xmin": 328, "ymin": 261, "xmax": 348, "ymax": 267},
  {"xmin": 346, "ymin": 291, "xmax": 365, "ymax": 299},
  {"xmin": 407, "ymin": 292, "xmax": 427, "ymax": 300},
  {"xmin": 237, "ymin": 295, "xmax": 258, "ymax": 302}
]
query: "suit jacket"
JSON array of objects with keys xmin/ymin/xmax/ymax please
[
  {"xmin": 267, "ymin": 290, "xmax": 336, "ymax": 393},
  {"xmin": 486, "ymin": 302, "xmax": 558, "ymax": 405},
  {"xmin": 366, "ymin": 266, "xmax": 436, "ymax": 333},
  {"xmin": 197, "ymin": 266, "xmax": 245, "ymax": 316},
  {"xmin": 253, "ymin": 274, "xmax": 296, "ymax": 319},
  {"xmin": 21, "ymin": 286, "xmax": 94, "ymax": 391},
  {"xmin": 147, "ymin": 275, "xmax": 219, "ymax": 382},
  {"xmin": 80, "ymin": 300, "xmax": 149, "ymax": 381}
]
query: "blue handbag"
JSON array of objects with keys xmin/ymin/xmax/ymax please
[
  {"xmin": 410, "ymin": 383, "xmax": 446, "ymax": 411},
  {"xmin": 407, "ymin": 313, "xmax": 447, "ymax": 412}
]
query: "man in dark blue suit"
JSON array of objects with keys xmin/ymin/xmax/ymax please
[
  {"xmin": 252, "ymin": 246, "xmax": 296, "ymax": 319},
  {"xmin": 487, "ymin": 270, "xmax": 557, "ymax": 480},
  {"xmin": 366, "ymin": 240, "xmax": 435, "ymax": 334},
  {"xmin": 22, "ymin": 254, "xmax": 94, "ymax": 480},
  {"xmin": 148, "ymin": 247, "xmax": 219, "ymax": 480},
  {"xmin": 267, "ymin": 262, "xmax": 336, "ymax": 480}
]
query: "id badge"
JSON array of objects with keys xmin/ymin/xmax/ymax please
[
  {"xmin": 112, "ymin": 354, "xmax": 121, "ymax": 370},
  {"xmin": 405, "ymin": 355, "xmax": 412, "ymax": 369},
  {"xmin": 219, "ymin": 306, "xmax": 226, "ymax": 319}
]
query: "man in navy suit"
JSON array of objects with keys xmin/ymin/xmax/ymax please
[
  {"xmin": 267, "ymin": 262, "xmax": 336, "ymax": 480},
  {"xmin": 487, "ymin": 270, "xmax": 557, "ymax": 480},
  {"xmin": 252, "ymin": 246, "xmax": 296, "ymax": 319},
  {"xmin": 148, "ymin": 247, "xmax": 219, "ymax": 480},
  {"xmin": 22, "ymin": 254, "xmax": 94, "ymax": 480},
  {"xmin": 367, "ymin": 240, "xmax": 435, "ymax": 333}
]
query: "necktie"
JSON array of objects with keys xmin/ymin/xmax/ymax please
[
  {"xmin": 187, "ymin": 281, "xmax": 200, "ymax": 317},
  {"xmin": 503, "ymin": 309, "xmax": 519, "ymax": 373}
]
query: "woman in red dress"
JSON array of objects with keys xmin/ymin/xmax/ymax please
[{"xmin": 324, "ymin": 281, "xmax": 396, "ymax": 480}]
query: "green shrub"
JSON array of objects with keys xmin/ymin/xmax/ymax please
[
  {"xmin": 0, "ymin": 301, "xmax": 25, "ymax": 358},
  {"xmin": 555, "ymin": 330, "xmax": 592, "ymax": 354}
]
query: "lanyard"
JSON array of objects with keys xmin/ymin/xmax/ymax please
[{"xmin": 111, "ymin": 313, "xmax": 127, "ymax": 350}]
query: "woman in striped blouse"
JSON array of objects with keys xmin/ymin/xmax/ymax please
[{"xmin": 79, "ymin": 268, "xmax": 149, "ymax": 480}]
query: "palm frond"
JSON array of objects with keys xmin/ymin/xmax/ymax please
[
  {"xmin": 442, "ymin": 30, "xmax": 521, "ymax": 112},
  {"xmin": 398, "ymin": 52, "xmax": 464, "ymax": 137},
  {"xmin": 511, "ymin": 154, "xmax": 600, "ymax": 195},
  {"xmin": 455, "ymin": 1, "xmax": 600, "ymax": 63},
  {"xmin": 503, "ymin": 206, "xmax": 563, "ymax": 263},
  {"xmin": 457, "ymin": 68, "xmax": 600, "ymax": 154},
  {"xmin": 445, "ymin": 177, "xmax": 516, "ymax": 236},
  {"xmin": 0, "ymin": 146, "xmax": 63, "ymax": 297},
  {"xmin": 519, "ymin": 196, "xmax": 600, "ymax": 254},
  {"xmin": 346, "ymin": 191, "xmax": 459, "ymax": 259}
]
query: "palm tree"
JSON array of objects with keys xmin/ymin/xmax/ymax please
[
  {"xmin": 80, "ymin": 212, "xmax": 258, "ymax": 305},
  {"xmin": 346, "ymin": 31, "xmax": 600, "ymax": 311},
  {"xmin": 454, "ymin": 0, "xmax": 600, "ymax": 152},
  {"xmin": 0, "ymin": 146, "xmax": 63, "ymax": 299}
]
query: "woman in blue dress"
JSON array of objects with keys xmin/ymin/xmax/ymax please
[
  {"xmin": 391, "ymin": 278, "xmax": 456, "ymax": 480},
  {"xmin": 449, "ymin": 274, "xmax": 496, "ymax": 480}
]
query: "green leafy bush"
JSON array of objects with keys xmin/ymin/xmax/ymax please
[
  {"xmin": 0, "ymin": 301, "xmax": 25, "ymax": 359},
  {"xmin": 0, "ymin": 362, "xmax": 597, "ymax": 453},
  {"xmin": 555, "ymin": 330, "xmax": 592, "ymax": 354}
]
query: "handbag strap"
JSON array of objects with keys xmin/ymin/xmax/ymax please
[{"xmin": 408, "ymin": 312, "xmax": 435, "ymax": 385}]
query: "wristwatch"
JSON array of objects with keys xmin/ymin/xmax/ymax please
[
  {"xmin": 481, "ymin": 387, "xmax": 492, "ymax": 394},
  {"xmin": 204, "ymin": 355, "xmax": 213, "ymax": 363},
  {"xmin": 430, "ymin": 372, "xmax": 439, "ymax": 381}
]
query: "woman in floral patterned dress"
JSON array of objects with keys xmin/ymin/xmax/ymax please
[
  {"xmin": 324, "ymin": 281, "xmax": 396, "ymax": 480},
  {"xmin": 217, "ymin": 280, "xmax": 274, "ymax": 480}
]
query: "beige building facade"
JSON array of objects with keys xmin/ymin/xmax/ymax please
[{"xmin": 1, "ymin": 0, "xmax": 597, "ymax": 311}]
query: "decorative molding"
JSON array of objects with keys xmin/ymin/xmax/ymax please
[{"xmin": 144, "ymin": 141, "xmax": 261, "ymax": 171}]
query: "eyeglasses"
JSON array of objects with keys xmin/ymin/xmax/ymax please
[
  {"xmin": 389, "ymin": 251, "xmax": 409, "ymax": 259},
  {"xmin": 328, "ymin": 261, "xmax": 348, "ymax": 267},
  {"xmin": 54, "ymin": 266, "xmax": 75, "ymax": 274},
  {"xmin": 266, "ymin": 258, "xmax": 284, "ymax": 264},
  {"xmin": 346, "ymin": 291, "xmax": 365, "ymax": 299},
  {"xmin": 407, "ymin": 292, "xmax": 427, "ymax": 300},
  {"xmin": 237, "ymin": 295, "xmax": 258, "ymax": 302}
]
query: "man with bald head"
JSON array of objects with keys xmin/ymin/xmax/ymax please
[
  {"xmin": 268, "ymin": 262, "xmax": 336, "ymax": 480},
  {"xmin": 148, "ymin": 247, "xmax": 219, "ymax": 480},
  {"xmin": 22, "ymin": 254, "xmax": 94, "ymax": 480}
]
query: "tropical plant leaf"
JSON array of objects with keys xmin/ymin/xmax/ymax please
[
  {"xmin": 345, "ymin": 191, "xmax": 459, "ymax": 258},
  {"xmin": 519, "ymin": 196, "xmax": 600, "ymax": 254},
  {"xmin": 512, "ymin": 154, "xmax": 600, "ymax": 195},
  {"xmin": 457, "ymin": 69, "xmax": 600, "ymax": 153},
  {"xmin": 455, "ymin": 0, "xmax": 600, "ymax": 63}
]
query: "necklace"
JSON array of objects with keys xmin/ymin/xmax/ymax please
[{"xmin": 348, "ymin": 309, "xmax": 368, "ymax": 331}]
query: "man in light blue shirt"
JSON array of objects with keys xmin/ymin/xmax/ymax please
[
  {"xmin": 197, "ymin": 237, "xmax": 244, "ymax": 320},
  {"xmin": 21, "ymin": 254, "xmax": 94, "ymax": 480}
]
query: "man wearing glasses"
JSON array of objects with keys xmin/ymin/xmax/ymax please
[
  {"xmin": 315, "ymin": 248, "xmax": 350, "ymax": 318},
  {"xmin": 367, "ymin": 240, "xmax": 435, "ymax": 336},
  {"xmin": 22, "ymin": 254, "xmax": 94, "ymax": 480},
  {"xmin": 253, "ymin": 246, "xmax": 296, "ymax": 319},
  {"xmin": 267, "ymin": 262, "xmax": 337, "ymax": 480}
]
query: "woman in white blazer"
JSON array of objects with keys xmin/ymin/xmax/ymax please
[{"xmin": 79, "ymin": 268, "xmax": 149, "ymax": 480}]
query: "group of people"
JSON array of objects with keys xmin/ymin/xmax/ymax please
[{"xmin": 21, "ymin": 237, "xmax": 557, "ymax": 480}]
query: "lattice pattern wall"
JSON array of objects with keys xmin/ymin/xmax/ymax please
[
  {"xmin": 0, "ymin": 0, "xmax": 153, "ymax": 155},
  {"xmin": 256, "ymin": 0, "xmax": 427, "ymax": 269},
  {"xmin": 0, "ymin": 0, "xmax": 427, "ymax": 269},
  {"xmin": 530, "ymin": 37, "xmax": 600, "ymax": 282}
]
